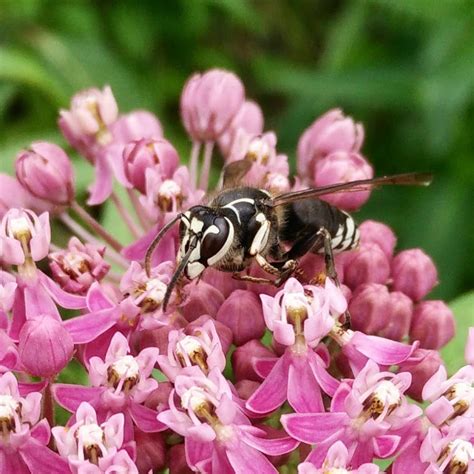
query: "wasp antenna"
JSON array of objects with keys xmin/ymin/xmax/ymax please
[
  {"xmin": 145, "ymin": 214, "xmax": 182, "ymax": 277},
  {"xmin": 162, "ymin": 237, "xmax": 197, "ymax": 311}
]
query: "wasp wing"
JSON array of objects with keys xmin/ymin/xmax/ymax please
[
  {"xmin": 269, "ymin": 172, "xmax": 433, "ymax": 207},
  {"xmin": 221, "ymin": 160, "xmax": 252, "ymax": 188}
]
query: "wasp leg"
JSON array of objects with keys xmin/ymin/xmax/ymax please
[
  {"xmin": 255, "ymin": 254, "xmax": 283, "ymax": 276},
  {"xmin": 232, "ymin": 273, "xmax": 276, "ymax": 285}
]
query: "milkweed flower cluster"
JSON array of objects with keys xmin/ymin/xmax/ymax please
[{"xmin": 0, "ymin": 68, "xmax": 470, "ymax": 474}]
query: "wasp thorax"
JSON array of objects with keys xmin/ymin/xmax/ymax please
[
  {"xmin": 245, "ymin": 137, "xmax": 271, "ymax": 165},
  {"xmin": 363, "ymin": 380, "xmax": 402, "ymax": 418},
  {"xmin": 157, "ymin": 179, "xmax": 183, "ymax": 212},
  {"xmin": 76, "ymin": 423, "xmax": 106, "ymax": 465},
  {"xmin": 0, "ymin": 395, "xmax": 21, "ymax": 434},
  {"xmin": 437, "ymin": 439, "xmax": 474, "ymax": 474},
  {"xmin": 444, "ymin": 382, "xmax": 474, "ymax": 418},
  {"xmin": 175, "ymin": 336, "xmax": 209, "ymax": 372},
  {"xmin": 107, "ymin": 355, "xmax": 140, "ymax": 392},
  {"xmin": 181, "ymin": 386, "xmax": 217, "ymax": 425}
]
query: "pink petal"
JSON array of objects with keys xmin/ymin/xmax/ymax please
[
  {"xmin": 18, "ymin": 380, "xmax": 47, "ymax": 396},
  {"xmin": 186, "ymin": 438, "xmax": 214, "ymax": 470},
  {"xmin": 128, "ymin": 402, "xmax": 166, "ymax": 432},
  {"xmin": 30, "ymin": 419, "xmax": 50, "ymax": 445},
  {"xmin": 87, "ymin": 153, "xmax": 113, "ymax": 205},
  {"xmin": 424, "ymin": 397, "xmax": 454, "ymax": 426},
  {"xmin": 391, "ymin": 438, "xmax": 426, "ymax": 474},
  {"xmin": 253, "ymin": 357, "xmax": 277, "ymax": 379},
  {"xmin": 0, "ymin": 450, "xmax": 30, "ymax": 474},
  {"xmin": 20, "ymin": 439, "xmax": 70, "ymax": 474},
  {"xmin": 373, "ymin": 435, "xmax": 400, "ymax": 458},
  {"xmin": 226, "ymin": 443, "xmax": 278, "ymax": 474},
  {"xmin": 86, "ymin": 282, "xmax": 115, "ymax": 311},
  {"xmin": 246, "ymin": 355, "xmax": 289, "ymax": 414},
  {"xmin": 287, "ymin": 356, "xmax": 324, "ymax": 413},
  {"xmin": 421, "ymin": 365, "xmax": 447, "ymax": 401},
  {"xmin": 24, "ymin": 283, "xmax": 60, "ymax": 321},
  {"xmin": 53, "ymin": 383, "xmax": 102, "ymax": 412},
  {"xmin": 63, "ymin": 307, "xmax": 118, "ymax": 343},
  {"xmin": 308, "ymin": 352, "xmax": 340, "ymax": 396},
  {"xmin": 281, "ymin": 413, "xmax": 347, "ymax": 444},
  {"xmin": 39, "ymin": 272, "xmax": 87, "ymax": 309},
  {"xmin": 240, "ymin": 427, "xmax": 299, "ymax": 455}
]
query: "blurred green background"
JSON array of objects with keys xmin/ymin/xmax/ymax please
[{"xmin": 0, "ymin": 0, "xmax": 473, "ymax": 302}]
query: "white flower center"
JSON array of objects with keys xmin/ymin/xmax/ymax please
[
  {"xmin": 374, "ymin": 380, "xmax": 401, "ymax": 407},
  {"xmin": 450, "ymin": 382, "xmax": 474, "ymax": 403},
  {"xmin": 7, "ymin": 216, "xmax": 31, "ymax": 239},
  {"xmin": 159, "ymin": 180, "xmax": 181, "ymax": 198},
  {"xmin": 247, "ymin": 138, "xmax": 271, "ymax": 164},
  {"xmin": 181, "ymin": 387, "xmax": 210, "ymax": 412},
  {"xmin": 325, "ymin": 469, "xmax": 349, "ymax": 474},
  {"xmin": 145, "ymin": 278, "xmax": 167, "ymax": 303},
  {"xmin": 0, "ymin": 395, "xmax": 19, "ymax": 419},
  {"xmin": 110, "ymin": 355, "xmax": 140, "ymax": 379},
  {"xmin": 449, "ymin": 439, "xmax": 474, "ymax": 463},
  {"xmin": 176, "ymin": 336, "xmax": 203, "ymax": 357},
  {"xmin": 77, "ymin": 423, "xmax": 104, "ymax": 448}
]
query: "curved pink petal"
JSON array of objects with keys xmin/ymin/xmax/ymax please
[
  {"xmin": 87, "ymin": 153, "xmax": 113, "ymax": 205},
  {"xmin": 18, "ymin": 380, "xmax": 48, "ymax": 396},
  {"xmin": 0, "ymin": 450, "xmax": 30, "ymax": 474},
  {"xmin": 253, "ymin": 357, "xmax": 277, "ymax": 379},
  {"xmin": 24, "ymin": 283, "xmax": 60, "ymax": 321},
  {"xmin": 226, "ymin": 443, "xmax": 278, "ymax": 474},
  {"xmin": 373, "ymin": 435, "xmax": 400, "ymax": 458},
  {"xmin": 186, "ymin": 438, "xmax": 214, "ymax": 470},
  {"xmin": 20, "ymin": 439, "xmax": 70, "ymax": 474},
  {"xmin": 53, "ymin": 383, "xmax": 103, "ymax": 412},
  {"xmin": 308, "ymin": 352, "xmax": 339, "ymax": 396},
  {"xmin": 240, "ymin": 428, "xmax": 299, "ymax": 455},
  {"xmin": 281, "ymin": 413, "xmax": 347, "ymax": 444},
  {"xmin": 128, "ymin": 402, "xmax": 166, "ymax": 432},
  {"xmin": 63, "ymin": 307, "xmax": 118, "ymax": 343},
  {"xmin": 421, "ymin": 365, "xmax": 447, "ymax": 401},
  {"xmin": 424, "ymin": 397, "xmax": 454, "ymax": 426},
  {"xmin": 30, "ymin": 419, "xmax": 51, "ymax": 445},
  {"xmin": 246, "ymin": 354, "xmax": 289, "ymax": 414},
  {"xmin": 287, "ymin": 356, "xmax": 324, "ymax": 413},
  {"xmin": 39, "ymin": 272, "xmax": 87, "ymax": 309},
  {"xmin": 391, "ymin": 438, "xmax": 426, "ymax": 474},
  {"xmin": 86, "ymin": 282, "xmax": 115, "ymax": 311}
]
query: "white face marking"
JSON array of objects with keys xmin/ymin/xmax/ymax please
[
  {"xmin": 207, "ymin": 217, "xmax": 234, "ymax": 265},
  {"xmin": 250, "ymin": 214, "xmax": 270, "ymax": 255},
  {"xmin": 187, "ymin": 261, "xmax": 205, "ymax": 279},
  {"xmin": 190, "ymin": 218, "xmax": 204, "ymax": 233}
]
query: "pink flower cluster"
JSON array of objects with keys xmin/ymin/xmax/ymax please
[{"xmin": 0, "ymin": 68, "xmax": 470, "ymax": 474}]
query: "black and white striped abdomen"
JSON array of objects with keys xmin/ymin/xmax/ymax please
[{"xmin": 327, "ymin": 211, "xmax": 359, "ymax": 253}]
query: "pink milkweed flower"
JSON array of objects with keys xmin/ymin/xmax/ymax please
[
  {"xmin": 297, "ymin": 108, "xmax": 364, "ymax": 180},
  {"xmin": 0, "ymin": 208, "xmax": 50, "ymax": 267},
  {"xmin": 420, "ymin": 418, "xmax": 474, "ymax": 474},
  {"xmin": 52, "ymin": 401, "xmax": 138, "ymax": 474},
  {"xmin": 15, "ymin": 141, "xmax": 75, "ymax": 206},
  {"xmin": 282, "ymin": 360, "xmax": 422, "ymax": 467},
  {"xmin": 158, "ymin": 367, "xmax": 298, "ymax": 473},
  {"xmin": 180, "ymin": 68, "xmax": 245, "ymax": 142},
  {"xmin": 423, "ymin": 364, "xmax": 474, "ymax": 427},
  {"xmin": 53, "ymin": 332, "xmax": 165, "ymax": 437},
  {"xmin": 246, "ymin": 278, "xmax": 346, "ymax": 414},
  {"xmin": 297, "ymin": 441, "xmax": 382, "ymax": 473},
  {"xmin": 313, "ymin": 151, "xmax": 374, "ymax": 211},
  {"xmin": 0, "ymin": 271, "xmax": 17, "ymax": 316},
  {"xmin": 157, "ymin": 319, "xmax": 226, "ymax": 380},
  {"xmin": 122, "ymin": 137, "xmax": 179, "ymax": 194},
  {"xmin": 48, "ymin": 236, "xmax": 110, "ymax": 295},
  {"xmin": 59, "ymin": 85, "xmax": 119, "ymax": 156},
  {"xmin": 218, "ymin": 100, "xmax": 264, "ymax": 157},
  {"xmin": 110, "ymin": 110, "xmax": 163, "ymax": 144},
  {"xmin": 0, "ymin": 330, "xmax": 19, "ymax": 372},
  {"xmin": 0, "ymin": 371, "xmax": 69, "ymax": 474}
]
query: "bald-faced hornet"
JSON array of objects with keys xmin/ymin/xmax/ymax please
[{"xmin": 145, "ymin": 160, "xmax": 432, "ymax": 310}]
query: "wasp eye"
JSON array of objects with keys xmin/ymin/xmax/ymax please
[{"xmin": 200, "ymin": 217, "xmax": 231, "ymax": 264}]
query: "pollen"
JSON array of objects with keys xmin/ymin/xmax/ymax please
[
  {"xmin": 364, "ymin": 380, "xmax": 401, "ymax": 417},
  {"xmin": 0, "ymin": 395, "xmax": 20, "ymax": 433},
  {"xmin": 76, "ymin": 422, "xmax": 106, "ymax": 464},
  {"xmin": 175, "ymin": 336, "xmax": 208, "ymax": 371}
]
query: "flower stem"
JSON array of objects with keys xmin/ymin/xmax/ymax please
[
  {"xmin": 127, "ymin": 188, "xmax": 152, "ymax": 231},
  {"xmin": 111, "ymin": 191, "xmax": 142, "ymax": 239},
  {"xmin": 199, "ymin": 141, "xmax": 214, "ymax": 190},
  {"xmin": 189, "ymin": 141, "xmax": 201, "ymax": 188},
  {"xmin": 43, "ymin": 381, "xmax": 55, "ymax": 448},
  {"xmin": 59, "ymin": 212, "xmax": 129, "ymax": 268},
  {"xmin": 71, "ymin": 200, "xmax": 123, "ymax": 252}
]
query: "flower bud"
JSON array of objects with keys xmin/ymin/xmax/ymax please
[
  {"xmin": 18, "ymin": 315, "xmax": 73, "ymax": 377},
  {"xmin": 48, "ymin": 237, "xmax": 110, "ymax": 294},
  {"xmin": 313, "ymin": 152, "xmax": 373, "ymax": 210},
  {"xmin": 297, "ymin": 109, "xmax": 364, "ymax": 179},
  {"xmin": 232, "ymin": 339, "xmax": 274, "ymax": 381},
  {"xmin": 1, "ymin": 208, "xmax": 50, "ymax": 265},
  {"xmin": 398, "ymin": 349, "xmax": 443, "ymax": 402},
  {"xmin": 216, "ymin": 290, "xmax": 266, "ymax": 346},
  {"xmin": 169, "ymin": 444, "xmax": 193, "ymax": 474},
  {"xmin": 377, "ymin": 291, "xmax": 413, "ymax": 342},
  {"xmin": 392, "ymin": 249, "xmax": 438, "ymax": 301},
  {"xmin": 359, "ymin": 220, "xmax": 397, "ymax": 258},
  {"xmin": 180, "ymin": 281, "xmax": 225, "ymax": 322},
  {"xmin": 218, "ymin": 100, "xmax": 264, "ymax": 157},
  {"xmin": 201, "ymin": 267, "xmax": 246, "ymax": 298},
  {"xmin": 234, "ymin": 380, "xmax": 260, "ymax": 400},
  {"xmin": 348, "ymin": 283, "xmax": 391, "ymax": 334},
  {"xmin": 410, "ymin": 301, "xmax": 455, "ymax": 350},
  {"xmin": 180, "ymin": 69, "xmax": 245, "ymax": 141},
  {"xmin": 110, "ymin": 110, "xmax": 163, "ymax": 144},
  {"xmin": 16, "ymin": 142, "xmax": 75, "ymax": 205},
  {"xmin": 343, "ymin": 243, "xmax": 390, "ymax": 289},
  {"xmin": 134, "ymin": 428, "xmax": 166, "ymax": 473},
  {"xmin": 123, "ymin": 138, "xmax": 179, "ymax": 194}
]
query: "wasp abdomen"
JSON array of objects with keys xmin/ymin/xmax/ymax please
[{"xmin": 330, "ymin": 212, "xmax": 360, "ymax": 253}]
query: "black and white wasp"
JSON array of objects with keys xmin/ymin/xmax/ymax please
[{"xmin": 145, "ymin": 160, "xmax": 432, "ymax": 310}]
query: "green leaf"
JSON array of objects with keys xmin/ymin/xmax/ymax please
[{"xmin": 442, "ymin": 291, "xmax": 474, "ymax": 373}]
